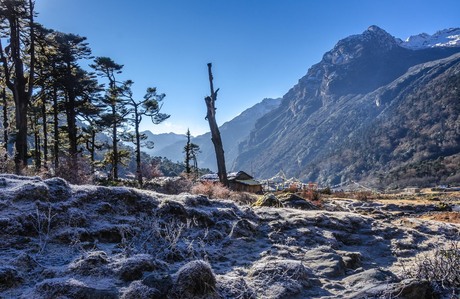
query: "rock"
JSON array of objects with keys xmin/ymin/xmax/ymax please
[
  {"xmin": 303, "ymin": 247, "xmax": 346, "ymax": 278},
  {"xmin": 169, "ymin": 260, "xmax": 220, "ymax": 299},
  {"xmin": 344, "ymin": 268, "xmax": 399, "ymax": 298},
  {"xmin": 340, "ymin": 251, "xmax": 362, "ymax": 270}
]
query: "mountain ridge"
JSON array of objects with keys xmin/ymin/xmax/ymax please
[
  {"xmin": 234, "ymin": 26, "xmax": 460, "ymax": 187},
  {"xmin": 142, "ymin": 97, "xmax": 282, "ymax": 170}
]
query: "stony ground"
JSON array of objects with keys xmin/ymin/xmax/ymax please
[{"xmin": 0, "ymin": 174, "xmax": 459, "ymax": 298}]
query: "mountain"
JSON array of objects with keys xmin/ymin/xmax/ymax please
[
  {"xmin": 234, "ymin": 26, "xmax": 460, "ymax": 188},
  {"xmin": 400, "ymin": 28, "xmax": 460, "ymax": 50},
  {"xmin": 141, "ymin": 132, "xmax": 186, "ymax": 157},
  {"xmin": 142, "ymin": 97, "xmax": 282, "ymax": 170}
]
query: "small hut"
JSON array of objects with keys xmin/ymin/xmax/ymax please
[
  {"xmin": 227, "ymin": 171, "xmax": 262, "ymax": 193},
  {"xmin": 200, "ymin": 171, "xmax": 262, "ymax": 193}
]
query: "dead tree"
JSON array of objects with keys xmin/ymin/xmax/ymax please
[{"xmin": 205, "ymin": 63, "xmax": 228, "ymax": 186}]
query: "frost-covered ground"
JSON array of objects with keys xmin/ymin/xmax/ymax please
[{"xmin": 0, "ymin": 174, "xmax": 459, "ymax": 298}]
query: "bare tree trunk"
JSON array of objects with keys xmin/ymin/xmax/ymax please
[{"xmin": 205, "ymin": 63, "xmax": 228, "ymax": 186}]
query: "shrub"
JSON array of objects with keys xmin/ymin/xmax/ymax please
[
  {"xmin": 253, "ymin": 194, "xmax": 282, "ymax": 208},
  {"xmin": 230, "ymin": 192, "xmax": 258, "ymax": 205},
  {"xmin": 191, "ymin": 181, "xmax": 231, "ymax": 199},
  {"xmin": 162, "ymin": 177, "xmax": 193, "ymax": 194},
  {"xmin": 320, "ymin": 186, "xmax": 332, "ymax": 195},
  {"xmin": 300, "ymin": 189, "xmax": 321, "ymax": 201},
  {"xmin": 0, "ymin": 149, "xmax": 15, "ymax": 173},
  {"xmin": 53, "ymin": 155, "xmax": 93, "ymax": 185},
  {"xmin": 402, "ymin": 239, "xmax": 460, "ymax": 288}
]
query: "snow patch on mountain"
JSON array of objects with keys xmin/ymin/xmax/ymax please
[{"xmin": 401, "ymin": 28, "xmax": 460, "ymax": 50}]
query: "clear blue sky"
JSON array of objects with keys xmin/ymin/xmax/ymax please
[{"xmin": 35, "ymin": 0, "xmax": 460, "ymax": 136}]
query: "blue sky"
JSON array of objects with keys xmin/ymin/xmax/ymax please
[{"xmin": 35, "ymin": 0, "xmax": 460, "ymax": 136}]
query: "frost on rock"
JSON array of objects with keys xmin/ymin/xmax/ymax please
[{"xmin": 248, "ymin": 258, "xmax": 313, "ymax": 298}]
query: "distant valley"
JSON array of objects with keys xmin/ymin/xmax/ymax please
[{"xmin": 141, "ymin": 97, "xmax": 282, "ymax": 171}]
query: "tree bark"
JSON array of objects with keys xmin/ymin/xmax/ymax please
[
  {"xmin": 2, "ymin": 88, "xmax": 8, "ymax": 157},
  {"xmin": 0, "ymin": 1, "xmax": 36, "ymax": 173},
  {"xmin": 52, "ymin": 83, "xmax": 59, "ymax": 169},
  {"xmin": 111, "ymin": 103, "xmax": 119, "ymax": 180},
  {"xmin": 205, "ymin": 63, "xmax": 228, "ymax": 186},
  {"xmin": 41, "ymin": 92, "xmax": 48, "ymax": 169},
  {"xmin": 134, "ymin": 107, "xmax": 143, "ymax": 187}
]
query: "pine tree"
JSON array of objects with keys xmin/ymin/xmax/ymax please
[
  {"xmin": 90, "ymin": 57, "xmax": 126, "ymax": 180},
  {"xmin": 120, "ymin": 80, "xmax": 169, "ymax": 186},
  {"xmin": 183, "ymin": 129, "xmax": 200, "ymax": 177},
  {"xmin": 0, "ymin": 0, "xmax": 36, "ymax": 173}
]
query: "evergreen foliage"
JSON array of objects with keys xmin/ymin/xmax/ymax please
[{"xmin": 0, "ymin": 1, "xmax": 176, "ymax": 184}]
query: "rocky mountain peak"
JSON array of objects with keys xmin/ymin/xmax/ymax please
[{"xmin": 322, "ymin": 25, "xmax": 398, "ymax": 66}]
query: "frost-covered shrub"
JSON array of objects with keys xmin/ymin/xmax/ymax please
[
  {"xmin": 163, "ymin": 177, "xmax": 193, "ymax": 194},
  {"xmin": 68, "ymin": 251, "xmax": 111, "ymax": 276},
  {"xmin": 120, "ymin": 280, "xmax": 160, "ymax": 299},
  {"xmin": 143, "ymin": 273, "xmax": 173, "ymax": 297},
  {"xmin": 43, "ymin": 177, "xmax": 71, "ymax": 202},
  {"xmin": 217, "ymin": 275, "xmax": 256, "ymax": 299},
  {"xmin": 0, "ymin": 149, "xmax": 14, "ymax": 173},
  {"xmin": 230, "ymin": 191, "xmax": 257, "ymax": 205},
  {"xmin": 248, "ymin": 259, "xmax": 312, "ymax": 298},
  {"xmin": 0, "ymin": 266, "xmax": 22, "ymax": 290},
  {"xmin": 34, "ymin": 278, "xmax": 118, "ymax": 298},
  {"xmin": 114, "ymin": 254, "xmax": 158, "ymax": 282},
  {"xmin": 403, "ymin": 240, "xmax": 460, "ymax": 288},
  {"xmin": 170, "ymin": 260, "xmax": 219, "ymax": 299}
]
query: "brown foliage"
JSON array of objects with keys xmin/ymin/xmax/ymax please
[
  {"xmin": 53, "ymin": 156, "xmax": 93, "ymax": 185},
  {"xmin": 191, "ymin": 181, "xmax": 231, "ymax": 199}
]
